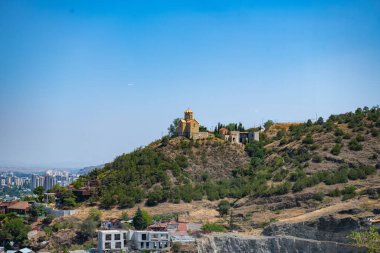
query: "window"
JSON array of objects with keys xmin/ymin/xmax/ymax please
[
  {"xmin": 123, "ymin": 233, "xmax": 127, "ymax": 239},
  {"xmin": 105, "ymin": 242, "xmax": 111, "ymax": 249},
  {"xmin": 114, "ymin": 234, "xmax": 120, "ymax": 240},
  {"xmin": 115, "ymin": 242, "xmax": 122, "ymax": 249},
  {"xmin": 146, "ymin": 242, "xmax": 150, "ymax": 248},
  {"xmin": 142, "ymin": 233, "xmax": 147, "ymax": 240},
  {"xmin": 105, "ymin": 234, "xmax": 112, "ymax": 241},
  {"xmin": 141, "ymin": 242, "xmax": 144, "ymax": 248}
]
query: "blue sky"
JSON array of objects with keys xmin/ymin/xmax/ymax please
[{"xmin": 0, "ymin": 0, "xmax": 379, "ymax": 168}]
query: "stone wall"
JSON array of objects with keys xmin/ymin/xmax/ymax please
[
  {"xmin": 196, "ymin": 234, "xmax": 366, "ymax": 253},
  {"xmin": 191, "ymin": 132, "xmax": 211, "ymax": 140}
]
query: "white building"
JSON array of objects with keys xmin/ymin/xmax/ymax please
[
  {"xmin": 98, "ymin": 230, "xmax": 170, "ymax": 253},
  {"xmin": 129, "ymin": 230, "xmax": 170, "ymax": 252},
  {"xmin": 98, "ymin": 230, "xmax": 128, "ymax": 252}
]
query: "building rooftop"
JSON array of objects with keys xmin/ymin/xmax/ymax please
[{"xmin": 8, "ymin": 201, "xmax": 30, "ymax": 210}]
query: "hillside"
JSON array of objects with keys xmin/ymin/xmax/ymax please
[
  {"xmin": 76, "ymin": 106, "xmax": 380, "ymax": 214},
  {"xmin": 25, "ymin": 106, "xmax": 380, "ymax": 252}
]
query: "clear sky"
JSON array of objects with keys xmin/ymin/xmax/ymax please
[{"xmin": 0, "ymin": 0, "xmax": 379, "ymax": 168}]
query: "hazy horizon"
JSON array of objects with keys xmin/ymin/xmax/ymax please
[{"xmin": 1, "ymin": 1, "xmax": 379, "ymax": 168}]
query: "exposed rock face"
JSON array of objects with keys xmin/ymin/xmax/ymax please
[
  {"xmin": 197, "ymin": 234, "xmax": 365, "ymax": 253},
  {"xmin": 263, "ymin": 215, "xmax": 371, "ymax": 243}
]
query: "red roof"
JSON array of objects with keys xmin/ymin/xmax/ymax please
[
  {"xmin": 178, "ymin": 223, "xmax": 188, "ymax": 231},
  {"xmin": 0, "ymin": 201, "xmax": 17, "ymax": 207},
  {"xmin": 8, "ymin": 201, "xmax": 30, "ymax": 210}
]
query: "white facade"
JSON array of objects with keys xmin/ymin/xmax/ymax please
[
  {"xmin": 97, "ymin": 230, "xmax": 128, "ymax": 252},
  {"xmin": 130, "ymin": 230, "xmax": 170, "ymax": 252},
  {"xmin": 97, "ymin": 230, "xmax": 170, "ymax": 253}
]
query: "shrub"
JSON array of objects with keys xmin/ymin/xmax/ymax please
[
  {"xmin": 371, "ymin": 128, "xmax": 379, "ymax": 137},
  {"xmin": 292, "ymin": 175, "xmax": 320, "ymax": 192},
  {"xmin": 270, "ymin": 181, "xmax": 292, "ymax": 195},
  {"xmin": 341, "ymin": 185, "xmax": 357, "ymax": 201},
  {"xmin": 288, "ymin": 169, "xmax": 306, "ymax": 182},
  {"xmin": 312, "ymin": 155, "xmax": 323, "ymax": 163},
  {"xmin": 312, "ymin": 192, "xmax": 324, "ymax": 201},
  {"xmin": 348, "ymin": 226, "xmax": 380, "ymax": 253},
  {"xmin": 348, "ymin": 168, "xmax": 366, "ymax": 180},
  {"xmin": 272, "ymin": 169, "xmax": 288, "ymax": 182},
  {"xmin": 335, "ymin": 128, "xmax": 344, "ymax": 136},
  {"xmin": 330, "ymin": 144, "xmax": 342, "ymax": 156},
  {"xmin": 348, "ymin": 139, "xmax": 363, "ymax": 151},
  {"xmin": 356, "ymin": 134, "xmax": 365, "ymax": 142},
  {"xmin": 324, "ymin": 167, "xmax": 348, "ymax": 185},
  {"xmin": 201, "ymin": 222, "xmax": 226, "ymax": 233},
  {"xmin": 310, "ymin": 144, "xmax": 319, "ymax": 151},
  {"xmin": 302, "ymin": 134, "xmax": 314, "ymax": 145},
  {"xmin": 343, "ymin": 133, "xmax": 351, "ymax": 139},
  {"xmin": 89, "ymin": 208, "xmax": 101, "ymax": 221},
  {"xmin": 217, "ymin": 200, "xmax": 231, "ymax": 216},
  {"xmin": 328, "ymin": 188, "xmax": 341, "ymax": 197}
]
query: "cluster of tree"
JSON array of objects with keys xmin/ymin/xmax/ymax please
[
  {"xmin": 214, "ymin": 122, "xmax": 245, "ymax": 133},
  {"xmin": 0, "ymin": 214, "xmax": 30, "ymax": 249},
  {"xmin": 81, "ymin": 147, "xmax": 193, "ymax": 209}
]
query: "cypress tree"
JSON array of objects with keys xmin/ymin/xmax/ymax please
[{"xmin": 133, "ymin": 207, "xmax": 144, "ymax": 230}]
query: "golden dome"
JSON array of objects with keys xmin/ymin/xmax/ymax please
[{"xmin": 184, "ymin": 108, "xmax": 193, "ymax": 113}]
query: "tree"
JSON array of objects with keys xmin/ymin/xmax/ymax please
[
  {"xmin": 33, "ymin": 186, "xmax": 45, "ymax": 196},
  {"xmin": 79, "ymin": 218, "xmax": 97, "ymax": 239},
  {"xmin": 42, "ymin": 214, "xmax": 55, "ymax": 225},
  {"xmin": 59, "ymin": 189, "xmax": 77, "ymax": 209},
  {"xmin": 316, "ymin": 117, "xmax": 324, "ymax": 125},
  {"xmin": 0, "ymin": 218, "xmax": 30, "ymax": 247},
  {"xmin": 133, "ymin": 208, "xmax": 152, "ymax": 230},
  {"xmin": 33, "ymin": 186, "xmax": 45, "ymax": 202},
  {"xmin": 199, "ymin": 125, "xmax": 208, "ymax": 132},
  {"xmin": 349, "ymin": 226, "xmax": 380, "ymax": 253},
  {"xmin": 264, "ymin": 120, "xmax": 274, "ymax": 130},
  {"xmin": 29, "ymin": 204, "xmax": 45, "ymax": 218},
  {"xmin": 168, "ymin": 118, "xmax": 181, "ymax": 137},
  {"xmin": 217, "ymin": 200, "xmax": 231, "ymax": 217}
]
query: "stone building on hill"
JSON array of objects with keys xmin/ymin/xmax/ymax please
[
  {"xmin": 176, "ymin": 109, "xmax": 210, "ymax": 140},
  {"xmin": 219, "ymin": 128, "xmax": 259, "ymax": 144}
]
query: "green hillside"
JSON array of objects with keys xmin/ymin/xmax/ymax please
[{"xmin": 77, "ymin": 106, "xmax": 380, "ymax": 209}]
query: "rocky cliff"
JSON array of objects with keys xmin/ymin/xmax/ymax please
[
  {"xmin": 196, "ymin": 234, "xmax": 365, "ymax": 253},
  {"xmin": 262, "ymin": 214, "xmax": 371, "ymax": 243}
]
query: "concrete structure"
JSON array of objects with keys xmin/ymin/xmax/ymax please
[
  {"xmin": 130, "ymin": 230, "xmax": 170, "ymax": 252},
  {"xmin": 219, "ymin": 129, "xmax": 260, "ymax": 144},
  {"xmin": 176, "ymin": 109, "xmax": 210, "ymax": 139},
  {"xmin": 98, "ymin": 229, "xmax": 170, "ymax": 253},
  {"xmin": 43, "ymin": 205, "xmax": 79, "ymax": 217},
  {"xmin": 98, "ymin": 230, "xmax": 128, "ymax": 252}
]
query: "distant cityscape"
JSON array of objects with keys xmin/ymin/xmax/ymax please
[{"xmin": 0, "ymin": 169, "xmax": 80, "ymax": 201}]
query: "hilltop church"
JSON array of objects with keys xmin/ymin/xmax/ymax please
[
  {"xmin": 176, "ymin": 109, "xmax": 210, "ymax": 140},
  {"xmin": 175, "ymin": 109, "xmax": 259, "ymax": 143}
]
